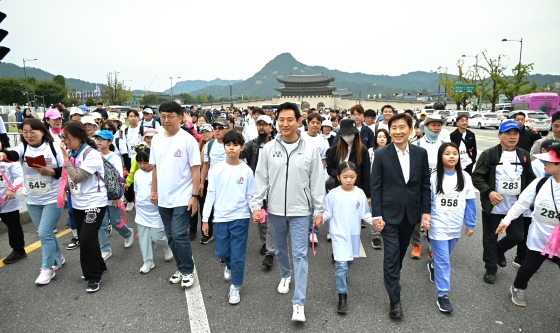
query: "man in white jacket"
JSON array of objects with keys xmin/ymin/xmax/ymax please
[{"xmin": 251, "ymin": 102, "xmax": 325, "ymax": 323}]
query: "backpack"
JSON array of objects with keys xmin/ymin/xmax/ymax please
[
  {"xmin": 83, "ymin": 148, "xmax": 125, "ymax": 200},
  {"xmin": 206, "ymin": 139, "xmax": 215, "ymax": 164},
  {"xmin": 23, "ymin": 141, "xmax": 59, "ymax": 167},
  {"xmin": 125, "ymin": 125, "xmax": 144, "ymax": 139}
]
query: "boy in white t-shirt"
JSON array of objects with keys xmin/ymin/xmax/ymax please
[
  {"xmin": 202, "ymin": 130, "xmax": 254, "ymax": 305},
  {"xmin": 134, "ymin": 148, "xmax": 173, "ymax": 274},
  {"xmin": 149, "ymin": 102, "xmax": 201, "ymax": 289},
  {"xmin": 93, "ymin": 130, "xmax": 135, "ymax": 261}
]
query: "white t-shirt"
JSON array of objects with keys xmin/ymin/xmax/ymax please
[
  {"xmin": 0, "ymin": 161, "xmax": 23, "ymax": 213},
  {"xmin": 134, "ymin": 168, "xmax": 163, "ymax": 228},
  {"xmin": 491, "ymin": 150, "xmax": 524, "ymax": 215},
  {"xmin": 414, "ymin": 137, "xmax": 445, "ymax": 174},
  {"xmin": 202, "ymin": 161, "xmax": 254, "ymax": 222},
  {"xmin": 429, "ymin": 171, "xmax": 476, "ymax": 240},
  {"xmin": 458, "ymin": 132, "xmax": 472, "ymax": 168},
  {"xmin": 12, "ymin": 142, "xmax": 64, "ymax": 205},
  {"xmin": 301, "ymin": 132, "xmax": 328, "ymax": 160},
  {"xmin": 125, "ymin": 125, "xmax": 143, "ymax": 156},
  {"xmin": 532, "ymin": 159, "xmax": 545, "ymax": 178},
  {"xmin": 377, "ymin": 122, "xmax": 389, "ymax": 132},
  {"xmin": 204, "ymin": 140, "xmax": 227, "ymax": 170},
  {"xmin": 49, "ymin": 129, "xmax": 63, "ymax": 143},
  {"xmin": 113, "ymin": 137, "xmax": 128, "ymax": 159},
  {"xmin": 103, "ymin": 152, "xmax": 123, "ymax": 205},
  {"xmin": 243, "ymin": 124, "xmax": 258, "ymax": 143},
  {"xmin": 69, "ymin": 147, "xmax": 107, "ymax": 210},
  {"xmin": 280, "ymin": 138, "xmax": 300, "ymax": 155},
  {"xmin": 149, "ymin": 129, "xmax": 201, "ymax": 208}
]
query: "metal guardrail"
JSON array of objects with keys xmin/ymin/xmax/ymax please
[{"xmin": 5, "ymin": 121, "xmax": 22, "ymax": 146}]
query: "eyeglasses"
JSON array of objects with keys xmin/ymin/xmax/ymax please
[
  {"xmin": 60, "ymin": 134, "xmax": 66, "ymax": 139},
  {"xmin": 160, "ymin": 115, "xmax": 178, "ymax": 121},
  {"xmin": 22, "ymin": 130, "xmax": 40, "ymax": 136},
  {"xmin": 212, "ymin": 126, "xmax": 227, "ymax": 131}
]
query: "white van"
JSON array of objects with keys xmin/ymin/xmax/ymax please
[{"xmin": 495, "ymin": 103, "xmax": 513, "ymax": 112}]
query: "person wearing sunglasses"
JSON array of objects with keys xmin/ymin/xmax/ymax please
[{"xmin": 198, "ymin": 118, "xmax": 230, "ymax": 244}]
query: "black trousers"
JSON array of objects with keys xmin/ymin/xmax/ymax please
[
  {"xmin": 515, "ymin": 217, "xmax": 533, "ymax": 261},
  {"xmin": 482, "ymin": 212, "xmax": 524, "ymax": 272},
  {"xmin": 513, "ymin": 250, "xmax": 560, "ymax": 289},
  {"xmin": 73, "ymin": 206, "xmax": 107, "ymax": 282},
  {"xmin": 381, "ymin": 212, "xmax": 417, "ymax": 304},
  {"xmin": 0, "ymin": 210, "xmax": 25, "ymax": 251},
  {"xmin": 464, "ymin": 163, "xmax": 474, "ymax": 176},
  {"xmin": 124, "ymin": 183, "xmax": 135, "ymax": 203},
  {"xmin": 188, "ymin": 179, "xmax": 214, "ymax": 237}
]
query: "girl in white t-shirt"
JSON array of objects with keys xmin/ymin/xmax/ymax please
[
  {"xmin": 322, "ymin": 161, "xmax": 373, "ymax": 314},
  {"xmin": 134, "ymin": 149, "xmax": 173, "ymax": 273},
  {"xmin": 2, "ymin": 119, "xmax": 65, "ymax": 285},
  {"xmin": 428, "ymin": 142, "xmax": 476, "ymax": 314},
  {"xmin": 94, "ymin": 130, "xmax": 134, "ymax": 261},
  {"xmin": 0, "ymin": 141, "xmax": 26, "ymax": 264},
  {"xmin": 61, "ymin": 121, "xmax": 107, "ymax": 293},
  {"xmin": 496, "ymin": 145, "xmax": 560, "ymax": 307}
]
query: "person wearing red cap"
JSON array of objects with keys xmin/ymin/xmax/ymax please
[{"xmin": 496, "ymin": 144, "xmax": 560, "ymax": 307}]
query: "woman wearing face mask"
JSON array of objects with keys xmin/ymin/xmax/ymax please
[{"xmin": 326, "ymin": 118, "xmax": 371, "ymax": 202}]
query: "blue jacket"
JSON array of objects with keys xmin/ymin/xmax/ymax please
[{"xmin": 331, "ymin": 124, "xmax": 374, "ymax": 148}]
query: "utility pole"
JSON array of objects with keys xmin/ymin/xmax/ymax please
[{"xmin": 23, "ymin": 58, "xmax": 37, "ymax": 107}]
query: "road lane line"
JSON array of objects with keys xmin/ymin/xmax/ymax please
[
  {"xmin": 184, "ymin": 267, "xmax": 211, "ymax": 333},
  {"xmin": 359, "ymin": 239, "xmax": 367, "ymax": 257},
  {"xmin": 0, "ymin": 228, "xmax": 72, "ymax": 268}
]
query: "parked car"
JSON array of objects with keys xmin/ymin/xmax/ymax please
[
  {"xmin": 445, "ymin": 111, "xmax": 470, "ymax": 126},
  {"xmin": 468, "ymin": 113, "xmax": 500, "ymax": 129},
  {"xmin": 496, "ymin": 111, "xmax": 509, "ymax": 123},
  {"xmin": 506, "ymin": 110, "xmax": 550, "ymax": 134}
]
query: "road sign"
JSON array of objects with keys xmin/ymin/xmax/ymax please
[
  {"xmin": 453, "ymin": 84, "xmax": 476, "ymax": 93},
  {"xmin": 130, "ymin": 98, "xmax": 136, "ymax": 102}
]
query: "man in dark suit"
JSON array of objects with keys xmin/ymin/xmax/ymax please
[{"xmin": 370, "ymin": 113, "xmax": 431, "ymax": 319}]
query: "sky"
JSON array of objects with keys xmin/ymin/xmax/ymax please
[{"xmin": 2, "ymin": 0, "xmax": 560, "ymax": 92}]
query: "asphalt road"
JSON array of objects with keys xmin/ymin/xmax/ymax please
[{"xmin": 0, "ymin": 130, "xmax": 558, "ymax": 333}]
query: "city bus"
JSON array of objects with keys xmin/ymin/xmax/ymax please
[{"xmin": 512, "ymin": 92, "xmax": 559, "ymax": 116}]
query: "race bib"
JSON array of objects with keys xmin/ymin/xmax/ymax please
[
  {"xmin": 436, "ymin": 193, "xmax": 460, "ymax": 213},
  {"xmin": 429, "ymin": 162, "xmax": 437, "ymax": 174},
  {"xmin": 535, "ymin": 200, "xmax": 560, "ymax": 227},
  {"xmin": 497, "ymin": 176, "xmax": 521, "ymax": 196},
  {"xmin": 0, "ymin": 172, "xmax": 7, "ymax": 188},
  {"xmin": 69, "ymin": 178, "xmax": 81, "ymax": 196},
  {"xmin": 26, "ymin": 174, "xmax": 51, "ymax": 195}
]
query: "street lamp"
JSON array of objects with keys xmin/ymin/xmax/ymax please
[
  {"xmin": 463, "ymin": 54, "xmax": 481, "ymax": 110},
  {"xmin": 36, "ymin": 94, "xmax": 45, "ymax": 108},
  {"xmin": 431, "ymin": 67, "xmax": 447, "ymax": 103},
  {"xmin": 23, "ymin": 58, "xmax": 37, "ymax": 106},
  {"xmin": 502, "ymin": 38, "xmax": 523, "ymax": 96},
  {"xmin": 169, "ymin": 76, "xmax": 181, "ymax": 100}
]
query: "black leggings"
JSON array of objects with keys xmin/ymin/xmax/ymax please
[
  {"xmin": 124, "ymin": 183, "xmax": 135, "ymax": 203},
  {"xmin": 189, "ymin": 179, "xmax": 214, "ymax": 237},
  {"xmin": 513, "ymin": 249, "xmax": 560, "ymax": 290},
  {"xmin": 0, "ymin": 210, "xmax": 25, "ymax": 251},
  {"xmin": 73, "ymin": 206, "xmax": 107, "ymax": 282}
]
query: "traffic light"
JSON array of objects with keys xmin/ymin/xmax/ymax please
[{"xmin": 0, "ymin": 12, "xmax": 9, "ymax": 61}]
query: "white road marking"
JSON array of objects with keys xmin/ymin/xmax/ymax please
[
  {"xmin": 184, "ymin": 267, "xmax": 211, "ymax": 333},
  {"xmin": 359, "ymin": 239, "xmax": 367, "ymax": 257}
]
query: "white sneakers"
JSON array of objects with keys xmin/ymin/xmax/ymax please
[
  {"xmin": 326, "ymin": 233, "xmax": 331, "ymax": 241},
  {"xmin": 169, "ymin": 271, "xmax": 182, "ymax": 284},
  {"xmin": 292, "ymin": 305, "xmax": 306, "ymax": 322},
  {"xmin": 181, "ymin": 274, "xmax": 194, "ymax": 288},
  {"xmin": 224, "ymin": 266, "xmax": 231, "ymax": 280},
  {"xmin": 309, "ymin": 234, "xmax": 318, "ymax": 244},
  {"xmin": 229, "ymin": 285, "xmax": 240, "ymax": 304},
  {"xmin": 278, "ymin": 276, "xmax": 291, "ymax": 294},
  {"xmin": 35, "ymin": 268, "xmax": 56, "ymax": 285},
  {"xmin": 125, "ymin": 202, "xmax": 135, "ymax": 212},
  {"xmin": 52, "ymin": 256, "xmax": 66, "ymax": 271},
  {"xmin": 102, "ymin": 251, "xmax": 112, "ymax": 261},
  {"xmin": 140, "ymin": 261, "xmax": 155, "ymax": 274},
  {"xmin": 124, "ymin": 228, "xmax": 134, "ymax": 248},
  {"xmin": 164, "ymin": 247, "xmax": 173, "ymax": 261}
]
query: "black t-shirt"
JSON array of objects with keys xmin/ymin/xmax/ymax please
[{"xmin": 93, "ymin": 109, "xmax": 109, "ymax": 120}]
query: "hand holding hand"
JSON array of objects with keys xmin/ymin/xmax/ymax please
[
  {"xmin": 373, "ymin": 218, "xmax": 385, "ymax": 232},
  {"xmin": 313, "ymin": 216, "xmax": 323, "ymax": 227},
  {"xmin": 150, "ymin": 192, "xmax": 158, "ymax": 205},
  {"xmin": 465, "ymin": 229, "xmax": 474, "ymax": 237},
  {"xmin": 495, "ymin": 223, "xmax": 508, "ymax": 235},
  {"xmin": 252, "ymin": 210, "xmax": 262, "ymax": 223}
]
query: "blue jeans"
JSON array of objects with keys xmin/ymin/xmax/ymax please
[
  {"xmin": 269, "ymin": 214, "xmax": 309, "ymax": 306},
  {"xmin": 158, "ymin": 206, "xmax": 194, "ymax": 275},
  {"xmin": 431, "ymin": 238, "xmax": 459, "ymax": 295},
  {"xmin": 335, "ymin": 260, "xmax": 353, "ymax": 294},
  {"xmin": 67, "ymin": 193, "xmax": 76, "ymax": 230},
  {"xmin": 99, "ymin": 205, "xmax": 132, "ymax": 252},
  {"xmin": 213, "ymin": 219, "xmax": 250, "ymax": 286},
  {"xmin": 27, "ymin": 203, "xmax": 64, "ymax": 269}
]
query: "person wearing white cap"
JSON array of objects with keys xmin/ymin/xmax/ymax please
[
  {"xmin": 69, "ymin": 107, "xmax": 85, "ymax": 121},
  {"xmin": 321, "ymin": 119, "xmax": 335, "ymax": 146},
  {"xmin": 496, "ymin": 144, "xmax": 560, "ymax": 307},
  {"xmin": 81, "ymin": 116, "xmax": 99, "ymax": 139},
  {"xmin": 410, "ymin": 114, "xmax": 449, "ymax": 260},
  {"xmin": 239, "ymin": 114, "xmax": 275, "ymax": 267},
  {"xmin": 140, "ymin": 108, "xmax": 161, "ymax": 130}
]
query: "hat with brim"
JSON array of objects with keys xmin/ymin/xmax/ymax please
[
  {"xmin": 534, "ymin": 151, "xmax": 560, "ymax": 163},
  {"xmin": 424, "ymin": 115, "xmax": 444, "ymax": 126},
  {"xmin": 69, "ymin": 107, "xmax": 83, "ymax": 117},
  {"xmin": 321, "ymin": 119, "xmax": 333, "ymax": 128},
  {"xmin": 44, "ymin": 108, "xmax": 62, "ymax": 120},
  {"xmin": 540, "ymin": 139, "xmax": 560, "ymax": 151},
  {"xmin": 212, "ymin": 119, "xmax": 229, "ymax": 128},
  {"xmin": 337, "ymin": 118, "xmax": 360, "ymax": 135},
  {"xmin": 93, "ymin": 130, "xmax": 114, "ymax": 141},
  {"xmin": 499, "ymin": 120, "xmax": 521, "ymax": 133},
  {"xmin": 107, "ymin": 114, "xmax": 123, "ymax": 126},
  {"xmin": 81, "ymin": 116, "xmax": 99, "ymax": 131},
  {"xmin": 199, "ymin": 124, "xmax": 213, "ymax": 133}
]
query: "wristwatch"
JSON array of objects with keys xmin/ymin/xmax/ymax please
[{"xmin": 192, "ymin": 194, "xmax": 200, "ymax": 198}]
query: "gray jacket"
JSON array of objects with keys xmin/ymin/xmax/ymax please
[
  {"xmin": 530, "ymin": 132, "xmax": 556, "ymax": 160},
  {"xmin": 251, "ymin": 133, "xmax": 325, "ymax": 217}
]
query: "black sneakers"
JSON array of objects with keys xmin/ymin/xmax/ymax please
[
  {"xmin": 260, "ymin": 243, "xmax": 266, "ymax": 256},
  {"xmin": 66, "ymin": 237, "xmax": 80, "ymax": 250},
  {"xmin": 3, "ymin": 250, "xmax": 27, "ymax": 264},
  {"xmin": 483, "ymin": 270, "xmax": 496, "ymax": 284},
  {"xmin": 437, "ymin": 295, "xmax": 454, "ymax": 313},
  {"xmin": 427, "ymin": 262, "xmax": 435, "ymax": 283},
  {"xmin": 262, "ymin": 255, "xmax": 273, "ymax": 268},
  {"xmin": 200, "ymin": 235, "xmax": 214, "ymax": 244},
  {"xmin": 86, "ymin": 279, "xmax": 101, "ymax": 293},
  {"xmin": 371, "ymin": 238, "xmax": 382, "ymax": 249},
  {"xmin": 497, "ymin": 250, "xmax": 507, "ymax": 268}
]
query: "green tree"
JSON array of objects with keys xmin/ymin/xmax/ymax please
[
  {"xmin": 175, "ymin": 93, "xmax": 197, "ymax": 104},
  {"xmin": 35, "ymin": 80, "xmax": 67, "ymax": 106},
  {"xmin": 101, "ymin": 72, "xmax": 132, "ymax": 105},
  {"xmin": 197, "ymin": 94, "xmax": 208, "ymax": 103},
  {"xmin": 142, "ymin": 94, "xmax": 162, "ymax": 105},
  {"xmin": 479, "ymin": 52, "xmax": 508, "ymax": 111},
  {"xmin": 0, "ymin": 78, "xmax": 27, "ymax": 105},
  {"xmin": 207, "ymin": 94, "xmax": 216, "ymax": 103},
  {"xmin": 440, "ymin": 60, "xmax": 473, "ymax": 110},
  {"xmin": 85, "ymin": 97, "xmax": 95, "ymax": 106},
  {"xmin": 53, "ymin": 75, "xmax": 66, "ymax": 87},
  {"xmin": 26, "ymin": 77, "xmax": 37, "ymax": 86},
  {"xmin": 500, "ymin": 63, "xmax": 537, "ymax": 101}
]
